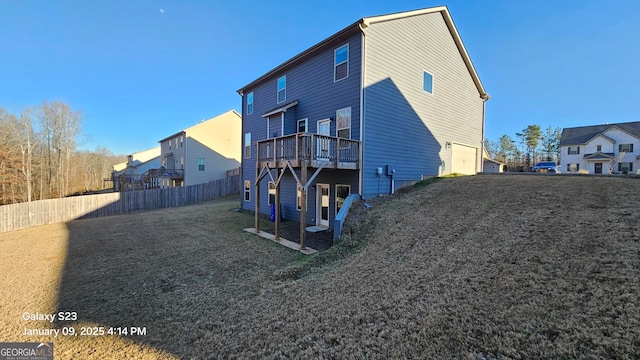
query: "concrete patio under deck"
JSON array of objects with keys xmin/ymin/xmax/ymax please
[{"xmin": 244, "ymin": 228, "xmax": 318, "ymax": 255}]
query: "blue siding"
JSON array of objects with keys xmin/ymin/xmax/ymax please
[
  {"xmin": 250, "ymin": 170, "xmax": 358, "ymax": 229},
  {"xmin": 241, "ymin": 33, "xmax": 363, "ymax": 223},
  {"xmin": 362, "ymin": 78, "xmax": 442, "ymax": 198},
  {"xmin": 268, "ymin": 114, "xmax": 281, "ymax": 138},
  {"xmin": 361, "ymin": 11, "xmax": 484, "ymax": 198}
]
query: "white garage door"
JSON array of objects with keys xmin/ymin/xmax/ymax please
[{"xmin": 451, "ymin": 143, "xmax": 477, "ymax": 175}]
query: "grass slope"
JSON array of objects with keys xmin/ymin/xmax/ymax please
[{"xmin": 1, "ymin": 176, "xmax": 639, "ymax": 359}]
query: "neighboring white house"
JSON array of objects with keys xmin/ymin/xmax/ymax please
[
  {"xmin": 112, "ymin": 147, "xmax": 161, "ymax": 191},
  {"xmin": 559, "ymin": 121, "xmax": 640, "ymax": 174},
  {"xmin": 158, "ymin": 110, "xmax": 242, "ymax": 187},
  {"xmin": 482, "ymin": 147, "xmax": 505, "ymax": 173}
]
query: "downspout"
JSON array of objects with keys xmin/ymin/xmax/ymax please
[
  {"xmin": 358, "ymin": 21, "xmax": 367, "ymax": 199},
  {"xmin": 480, "ymin": 93, "xmax": 490, "ymax": 173}
]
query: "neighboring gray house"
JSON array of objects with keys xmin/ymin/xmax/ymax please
[
  {"xmin": 560, "ymin": 121, "xmax": 640, "ymax": 174},
  {"xmin": 238, "ymin": 6, "xmax": 488, "ymax": 237}
]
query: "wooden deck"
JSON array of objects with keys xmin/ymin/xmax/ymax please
[{"xmin": 256, "ymin": 133, "xmax": 360, "ymax": 170}]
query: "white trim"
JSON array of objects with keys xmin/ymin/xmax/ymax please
[
  {"xmin": 244, "ymin": 132, "xmax": 252, "ymax": 159},
  {"xmin": 316, "ymin": 183, "xmax": 330, "ymax": 227},
  {"xmin": 334, "ymin": 43, "xmax": 349, "ymax": 82},
  {"xmin": 244, "ymin": 180, "xmax": 251, "ymax": 202},
  {"xmin": 297, "ymin": 118, "xmax": 308, "ymax": 133},
  {"xmin": 317, "ymin": 119, "xmax": 332, "ymax": 161},
  {"xmin": 268, "ymin": 181, "xmax": 276, "ymax": 205},
  {"xmin": 277, "ymin": 75, "xmax": 286, "ymax": 104},
  {"xmin": 423, "ymin": 70, "xmax": 434, "ymax": 94},
  {"xmin": 246, "ymin": 92, "xmax": 254, "ymax": 115},
  {"xmin": 281, "ymin": 113, "xmax": 284, "ymax": 137},
  {"xmin": 317, "ymin": 119, "xmax": 331, "ymax": 136},
  {"xmin": 261, "ymin": 100, "xmax": 299, "ymax": 118}
]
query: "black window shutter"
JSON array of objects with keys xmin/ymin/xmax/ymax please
[
  {"xmin": 619, "ymin": 144, "xmax": 622, "ymax": 152},
  {"xmin": 618, "ymin": 163, "xmax": 622, "ymax": 171},
  {"xmin": 631, "ymin": 144, "xmax": 634, "ymax": 153},
  {"xmin": 577, "ymin": 163, "xmax": 580, "ymax": 171},
  {"xmin": 577, "ymin": 147, "xmax": 580, "ymax": 154}
]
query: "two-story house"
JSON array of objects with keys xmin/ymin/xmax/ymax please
[
  {"xmin": 238, "ymin": 6, "xmax": 488, "ymax": 244},
  {"xmin": 559, "ymin": 121, "xmax": 640, "ymax": 174},
  {"xmin": 158, "ymin": 110, "xmax": 242, "ymax": 187},
  {"xmin": 112, "ymin": 147, "xmax": 161, "ymax": 191}
]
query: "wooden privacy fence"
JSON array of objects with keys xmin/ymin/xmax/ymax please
[{"xmin": 0, "ymin": 175, "xmax": 241, "ymax": 233}]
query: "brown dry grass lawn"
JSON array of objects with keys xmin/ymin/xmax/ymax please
[{"xmin": 1, "ymin": 176, "xmax": 639, "ymax": 359}]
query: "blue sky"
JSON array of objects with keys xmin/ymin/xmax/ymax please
[{"xmin": 1, "ymin": 0, "xmax": 639, "ymax": 155}]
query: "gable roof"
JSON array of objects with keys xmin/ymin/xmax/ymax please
[
  {"xmin": 237, "ymin": 6, "xmax": 487, "ymax": 99},
  {"xmin": 559, "ymin": 121, "xmax": 640, "ymax": 146}
]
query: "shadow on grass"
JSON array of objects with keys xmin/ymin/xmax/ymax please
[{"xmin": 52, "ymin": 197, "xmax": 302, "ymax": 358}]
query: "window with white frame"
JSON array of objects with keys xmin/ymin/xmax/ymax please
[
  {"xmin": 596, "ymin": 145, "xmax": 602, "ymax": 152},
  {"xmin": 619, "ymin": 143, "xmax": 634, "ymax": 153},
  {"xmin": 567, "ymin": 163, "xmax": 579, "ymax": 172},
  {"xmin": 247, "ymin": 92, "xmax": 254, "ymax": 115},
  {"xmin": 244, "ymin": 133, "xmax": 251, "ymax": 158},
  {"xmin": 296, "ymin": 185, "xmax": 306, "ymax": 211},
  {"xmin": 277, "ymin": 76, "xmax": 286, "ymax": 103},
  {"xmin": 336, "ymin": 107, "xmax": 351, "ymax": 140},
  {"xmin": 334, "ymin": 44, "xmax": 349, "ymax": 81},
  {"xmin": 198, "ymin": 157, "xmax": 205, "ymax": 171},
  {"xmin": 568, "ymin": 146, "xmax": 580, "ymax": 155},
  {"xmin": 423, "ymin": 70, "xmax": 434, "ymax": 94},
  {"xmin": 297, "ymin": 118, "xmax": 308, "ymax": 133},
  {"xmin": 244, "ymin": 180, "xmax": 251, "ymax": 202},
  {"xmin": 268, "ymin": 181, "xmax": 276, "ymax": 205}
]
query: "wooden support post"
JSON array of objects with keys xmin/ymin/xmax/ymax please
[
  {"xmin": 275, "ymin": 170, "xmax": 281, "ymax": 240},
  {"xmin": 300, "ymin": 160, "xmax": 307, "ymax": 250}
]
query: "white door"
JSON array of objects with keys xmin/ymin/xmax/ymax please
[
  {"xmin": 317, "ymin": 119, "xmax": 331, "ymax": 160},
  {"xmin": 316, "ymin": 184, "xmax": 330, "ymax": 227},
  {"xmin": 451, "ymin": 143, "xmax": 478, "ymax": 175}
]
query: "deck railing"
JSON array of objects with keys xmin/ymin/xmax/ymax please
[{"xmin": 257, "ymin": 133, "xmax": 360, "ymax": 169}]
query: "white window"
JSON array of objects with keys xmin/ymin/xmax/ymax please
[
  {"xmin": 568, "ymin": 146, "xmax": 580, "ymax": 155},
  {"xmin": 334, "ymin": 44, "xmax": 349, "ymax": 81},
  {"xmin": 247, "ymin": 92, "xmax": 254, "ymax": 115},
  {"xmin": 423, "ymin": 71, "xmax": 434, "ymax": 94},
  {"xmin": 244, "ymin": 180, "xmax": 251, "ymax": 202},
  {"xmin": 277, "ymin": 76, "xmax": 286, "ymax": 103},
  {"xmin": 244, "ymin": 133, "xmax": 251, "ymax": 158},
  {"xmin": 296, "ymin": 185, "xmax": 307, "ymax": 211},
  {"xmin": 336, "ymin": 107, "xmax": 351, "ymax": 140},
  {"xmin": 297, "ymin": 118, "xmax": 308, "ymax": 133},
  {"xmin": 567, "ymin": 163, "xmax": 579, "ymax": 172},
  {"xmin": 198, "ymin": 157, "xmax": 205, "ymax": 171},
  {"xmin": 268, "ymin": 181, "xmax": 276, "ymax": 205}
]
